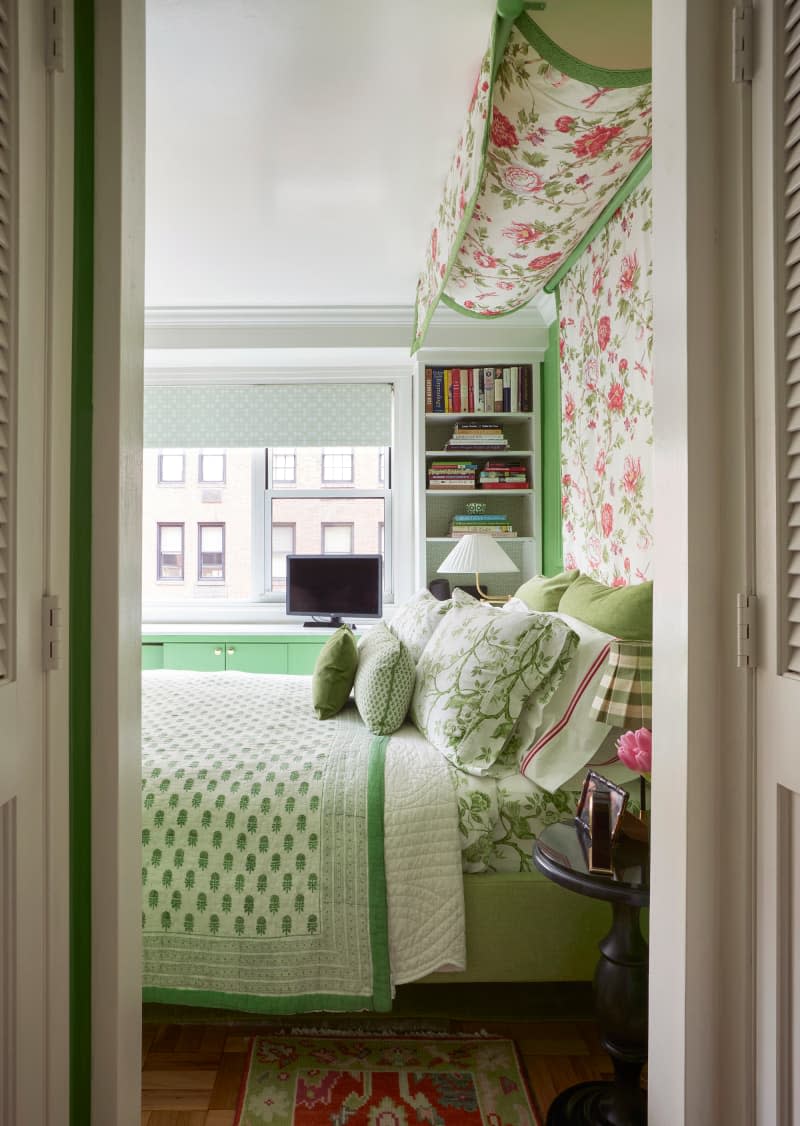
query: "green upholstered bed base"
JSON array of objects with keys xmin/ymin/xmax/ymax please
[{"xmin": 421, "ymin": 870, "xmax": 614, "ymax": 983}]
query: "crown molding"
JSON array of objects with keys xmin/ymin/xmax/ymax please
[
  {"xmin": 144, "ymin": 303, "xmax": 549, "ymax": 351},
  {"xmin": 143, "ymin": 364, "xmax": 413, "ymax": 385}
]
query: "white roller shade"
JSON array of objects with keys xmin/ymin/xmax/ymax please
[
  {"xmin": 143, "ymin": 383, "xmax": 392, "ymax": 448},
  {"xmin": 0, "ymin": 0, "xmax": 12, "ymax": 682}
]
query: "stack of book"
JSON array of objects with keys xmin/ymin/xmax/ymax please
[
  {"xmin": 445, "ymin": 422, "xmax": 509, "ymax": 451},
  {"xmin": 478, "ymin": 462, "xmax": 529, "ymax": 490},
  {"xmin": 449, "ymin": 513, "xmax": 517, "ymax": 538},
  {"xmin": 427, "ymin": 460, "xmax": 478, "ymax": 490},
  {"xmin": 425, "ymin": 366, "xmax": 532, "ymax": 414}
]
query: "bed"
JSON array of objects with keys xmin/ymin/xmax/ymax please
[{"xmin": 141, "ymin": 586, "xmax": 643, "ymax": 1013}]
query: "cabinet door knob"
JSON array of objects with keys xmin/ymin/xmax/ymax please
[
  {"xmin": 213, "ymin": 647, "xmax": 222, "ymax": 656},
  {"xmin": 227, "ymin": 647, "xmax": 235, "ymax": 655}
]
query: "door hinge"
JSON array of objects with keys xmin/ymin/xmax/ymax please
[
  {"xmin": 42, "ymin": 595, "xmax": 62, "ymax": 672},
  {"xmin": 737, "ymin": 592, "xmax": 757, "ymax": 668},
  {"xmin": 732, "ymin": 6, "xmax": 753, "ymax": 84},
  {"xmin": 45, "ymin": 0, "xmax": 64, "ymax": 73}
]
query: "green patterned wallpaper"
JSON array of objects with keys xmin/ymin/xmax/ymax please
[{"xmin": 144, "ymin": 383, "xmax": 392, "ymax": 448}]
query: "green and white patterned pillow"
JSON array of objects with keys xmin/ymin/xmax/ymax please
[
  {"xmin": 387, "ymin": 589, "xmax": 452, "ymax": 665},
  {"xmin": 354, "ymin": 622, "xmax": 416, "ymax": 735},
  {"xmin": 410, "ymin": 589, "xmax": 578, "ymax": 776}
]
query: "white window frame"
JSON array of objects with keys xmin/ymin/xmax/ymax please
[
  {"xmin": 142, "ymin": 366, "xmax": 414, "ymax": 623},
  {"xmin": 197, "ymin": 521, "xmax": 225, "ymax": 582},
  {"xmin": 157, "ymin": 450, "xmax": 185, "ymax": 485},
  {"xmin": 198, "ymin": 450, "xmax": 226, "ymax": 485},
  {"xmin": 321, "ymin": 447, "xmax": 354, "ymax": 485}
]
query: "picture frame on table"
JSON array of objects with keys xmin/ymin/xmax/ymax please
[{"xmin": 576, "ymin": 769, "xmax": 629, "ymax": 843}]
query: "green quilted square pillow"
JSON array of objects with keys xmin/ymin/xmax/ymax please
[
  {"xmin": 558, "ymin": 573, "xmax": 653, "ymax": 640},
  {"xmin": 311, "ymin": 626, "xmax": 358, "ymax": 719},
  {"xmin": 514, "ymin": 569, "xmax": 579, "ymax": 612},
  {"xmin": 409, "ymin": 589, "xmax": 578, "ymax": 776},
  {"xmin": 354, "ymin": 622, "xmax": 416, "ymax": 735}
]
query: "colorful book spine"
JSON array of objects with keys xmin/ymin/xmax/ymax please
[
  {"xmin": 431, "ymin": 368, "xmax": 445, "ymax": 413},
  {"xmin": 467, "ymin": 369, "xmax": 475, "ymax": 413},
  {"xmin": 425, "ymin": 368, "xmax": 433, "ymax": 413},
  {"xmin": 452, "ymin": 368, "xmax": 461, "ymax": 413}
]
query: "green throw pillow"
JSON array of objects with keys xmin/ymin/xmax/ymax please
[
  {"xmin": 354, "ymin": 622, "xmax": 416, "ymax": 735},
  {"xmin": 311, "ymin": 626, "xmax": 358, "ymax": 719},
  {"xmin": 514, "ymin": 569, "xmax": 579, "ymax": 612},
  {"xmin": 558, "ymin": 573, "xmax": 653, "ymax": 640}
]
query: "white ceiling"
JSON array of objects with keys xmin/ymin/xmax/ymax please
[
  {"xmin": 145, "ymin": 0, "xmax": 651, "ymax": 312},
  {"xmin": 145, "ymin": 0, "xmax": 496, "ymax": 309}
]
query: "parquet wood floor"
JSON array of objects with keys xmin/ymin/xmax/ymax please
[{"xmin": 141, "ymin": 985, "xmax": 623, "ymax": 1124}]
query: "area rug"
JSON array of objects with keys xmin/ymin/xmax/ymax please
[{"xmin": 234, "ymin": 1032, "xmax": 541, "ymax": 1125}]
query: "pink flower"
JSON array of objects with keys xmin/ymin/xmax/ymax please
[
  {"xmin": 528, "ymin": 252, "xmax": 561, "ymax": 271},
  {"xmin": 562, "ymin": 473, "xmax": 572, "ymax": 486},
  {"xmin": 601, "ymin": 503, "xmax": 613, "ymax": 537},
  {"xmin": 525, "ymin": 127, "xmax": 547, "ymax": 146},
  {"xmin": 595, "ymin": 449, "xmax": 607, "ymax": 477},
  {"xmin": 502, "ymin": 221, "xmax": 541, "ymax": 247},
  {"xmin": 592, "ymin": 267, "xmax": 603, "ymax": 297},
  {"xmin": 616, "ymin": 728, "xmax": 652, "ymax": 776},
  {"xmin": 597, "ymin": 315, "xmax": 611, "ymax": 351},
  {"xmin": 622, "ymin": 456, "xmax": 642, "ymax": 493},
  {"xmin": 573, "ymin": 124, "xmax": 622, "ymax": 159},
  {"xmin": 607, "ymin": 382, "xmax": 625, "ymax": 411},
  {"xmin": 503, "ymin": 165, "xmax": 544, "ymax": 195},
  {"xmin": 619, "ymin": 252, "xmax": 639, "ymax": 293},
  {"xmin": 564, "ymin": 394, "xmax": 576, "ymax": 423},
  {"xmin": 474, "ymin": 249, "xmax": 498, "ymax": 268},
  {"xmin": 430, "ymin": 228, "xmax": 438, "ymax": 262},
  {"xmin": 555, "ymin": 115, "xmax": 575, "ymax": 133},
  {"xmin": 491, "ymin": 108, "xmax": 519, "ymax": 149},
  {"xmin": 565, "ymin": 552, "xmax": 577, "ymax": 570},
  {"xmin": 612, "ymin": 576, "xmax": 627, "ymax": 587},
  {"xmin": 459, "ymin": 190, "xmax": 467, "ymax": 216},
  {"xmin": 575, "ymin": 173, "xmax": 591, "ymax": 187},
  {"xmin": 619, "ymin": 358, "xmax": 629, "ymax": 374},
  {"xmin": 464, "ymin": 300, "xmax": 475, "ymax": 309}
]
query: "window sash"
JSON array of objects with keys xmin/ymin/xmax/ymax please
[
  {"xmin": 198, "ymin": 523, "xmax": 225, "ymax": 581},
  {"xmin": 199, "ymin": 451, "xmax": 225, "ymax": 484},
  {"xmin": 158, "ymin": 452, "xmax": 185, "ymax": 484},
  {"xmin": 321, "ymin": 522, "xmax": 354, "ymax": 554},
  {"xmin": 158, "ymin": 523, "xmax": 184, "ymax": 581}
]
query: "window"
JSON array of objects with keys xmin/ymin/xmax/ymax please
[
  {"xmin": 198, "ymin": 523, "xmax": 225, "ymax": 581},
  {"xmin": 272, "ymin": 448, "xmax": 296, "ymax": 486},
  {"xmin": 321, "ymin": 523, "xmax": 354, "ymax": 554},
  {"xmin": 271, "ymin": 523, "xmax": 295, "ymax": 590},
  {"xmin": 321, "ymin": 448, "xmax": 354, "ymax": 485},
  {"xmin": 158, "ymin": 452, "xmax": 185, "ymax": 484},
  {"xmin": 157, "ymin": 523, "xmax": 184, "ymax": 580},
  {"xmin": 199, "ymin": 450, "xmax": 225, "ymax": 484}
]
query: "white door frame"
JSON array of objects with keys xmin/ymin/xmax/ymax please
[
  {"xmin": 90, "ymin": 1, "xmax": 145, "ymax": 1123},
  {"xmin": 88, "ymin": 0, "xmax": 756, "ymax": 1122}
]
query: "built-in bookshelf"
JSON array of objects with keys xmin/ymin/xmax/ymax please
[{"xmin": 415, "ymin": 357, "xmax": 542, "ymax": 599}]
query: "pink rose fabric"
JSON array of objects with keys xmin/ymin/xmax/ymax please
[{"xmin": 616, "ymin": 728, "xmax": 652, "ymax": 776}]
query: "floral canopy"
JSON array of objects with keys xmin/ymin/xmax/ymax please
[{"xmin": 411, "ymin": 6, "xmax": 652, "ymax": 352}]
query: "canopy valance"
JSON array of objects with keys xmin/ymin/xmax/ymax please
[{"xmin": 412, "ymin": 5, "xmax": 652, "ymax": 352}]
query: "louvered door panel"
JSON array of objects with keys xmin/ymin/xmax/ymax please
[
  {"xmin": 0, "ymin": 0, "xmax": 11, "ymax": 684},
  {"xmin": 785, "ymin": 0, "xmax": 800, "ymax": 672}
]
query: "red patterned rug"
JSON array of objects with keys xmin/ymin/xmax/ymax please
[{"xmin": 234, "ymin": 1033, "xmax": 541, "ymax": 1125}]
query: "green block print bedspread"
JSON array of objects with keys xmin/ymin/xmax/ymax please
[{"xmin": 141, "ymin": 672, "xmax": 391, "ymax": 1012}]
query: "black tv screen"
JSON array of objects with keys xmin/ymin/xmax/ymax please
[{"xmin": 285, "ymin": 554, "xmax": 383, "ymax": 626}]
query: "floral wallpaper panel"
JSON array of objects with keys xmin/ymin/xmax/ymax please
[{"xmin": 559, "ymin": 175, "xmax": 653, "ymax": 585}]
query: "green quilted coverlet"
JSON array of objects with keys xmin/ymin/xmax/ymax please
[{"xmin": 141, "ymin": 672, "xmax": 391, "ymax": 1012}]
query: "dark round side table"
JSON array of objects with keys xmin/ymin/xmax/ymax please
[{"xmin": 533, "ymin": 819, "xmax": 650, "ymax": 1126}]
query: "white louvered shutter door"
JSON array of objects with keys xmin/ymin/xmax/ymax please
[
  {"xmin": 0, "ymin": 0, "xmax": 10, "ymax": 684},
  {"xmin": 786, "ymin": 0, "xmax": 800, "ymax": 673}
]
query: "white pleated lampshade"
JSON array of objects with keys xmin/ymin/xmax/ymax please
[{"xmin": 437, "ymin": 534, "xmax": 520, "ymax": 576}]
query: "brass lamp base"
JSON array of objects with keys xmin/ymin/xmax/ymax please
[{"xmin": 475, "ymin": 573, "xmax": 511, "ymax": 605}]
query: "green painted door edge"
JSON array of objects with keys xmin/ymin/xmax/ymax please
[
  {"xmin": 540, "ymin": 314, "xmax": 562, "ymax": 575},
  {"xmin": 70, "ymin": 0, "xmax": 93, "ymax": 1122}
]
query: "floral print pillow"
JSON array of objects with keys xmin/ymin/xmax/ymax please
[
  {"xmin": 409, "ymin": 590, "xmax": 578, "ymax": 776},
  {"xmin": 387, "ymin": 589, "xmax": 452, "ymax": 666}
]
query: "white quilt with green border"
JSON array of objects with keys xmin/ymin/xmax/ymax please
[{"xmin": 141, "ymin": 672, "xmax": 392, "ymax": 1012}]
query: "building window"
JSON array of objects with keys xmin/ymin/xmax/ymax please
[
  {"xmin": 321, "ymin": 523, "xmax": 354, "ymax": 554},
  {"xmin": 321, "ymin": 448, "xmax": 354, "ymax": 485},
  {"xmin": 199, "ymin": 450, "xmax": 226, "ymax": 484},
  {"xmin": 158, "ymin": 452, "xmax": 185, "ymax": 485},
  {"xmin": 272, "ymin": 448, "xmax": 296, "ymax": 486},
  {"xmin": 157, "ymin": 523, "xmax": 184, "ymax": 581},
  {"xmin": 271, "ymin": 523, "xmax": 295, "ymax": 590},
  {"xmin": 198, "ymin": 523, "xmax": 225, "ymax": 581}
]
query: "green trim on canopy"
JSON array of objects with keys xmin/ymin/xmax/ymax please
[
  {"xmin": 545, "ymin": 149, "xmax": 653, "ymax": 292},
  {"xmin": 516, "ymin": 13, "xmax": 652, "ymax": 88}
]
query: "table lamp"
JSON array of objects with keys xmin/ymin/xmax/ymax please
[
  {"xmin": 590, "ymin": 639, "xmax": 653, "ymax": 839},
  {"xmin": 437, "ymin": 533, "xmax": 519, "ymax": 603}
]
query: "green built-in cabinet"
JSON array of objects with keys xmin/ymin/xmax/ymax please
[{"xmin": 141, "ymin": 634, "xmax": 329, "ymax": 675}]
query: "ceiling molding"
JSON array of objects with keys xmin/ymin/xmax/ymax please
[
  {"xmin": 144, "ymin": 303, "xmax": 549, "ymax": 352},
  {"xmin": 143, "ymin": 365, "xmax": 414, "ymax": 385}
]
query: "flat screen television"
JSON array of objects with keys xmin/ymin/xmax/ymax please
[{"xmin": 285, "ymin": 554, "xmax": 383, "ymax": 627}]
